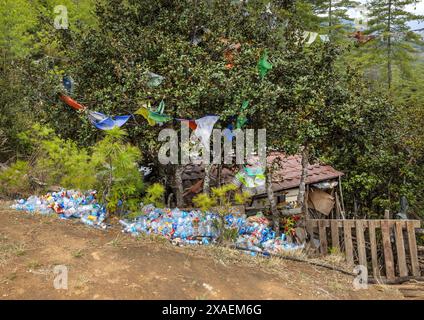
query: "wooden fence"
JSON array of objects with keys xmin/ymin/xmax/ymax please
[{"xmin": 306, "ymin": 219, "xmax": 421, "ymax": 281}]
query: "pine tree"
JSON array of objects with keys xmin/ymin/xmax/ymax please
[
  {"xmin": 309, "ymin": 0, "xmax": 359, "ymax": 35},
  {"xmin": 365, "ymin": 0, "xmax": 424, "ymax": 90}
]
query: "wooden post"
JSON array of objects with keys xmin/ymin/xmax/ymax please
[
  {"xmin": 406, "ymin": 221, "xmax": 421, "ymax": 277},
  {"xmin": 330, "ymin": 220, "xmax": 340, "ymax": 251},
  {"xmin": 368, "ymin": 220, "xmax": 380, "ymax": 278},
  {"xmin": 318, "ymin": 220, "xmax": 328, "ymax": 255},
  {"xmin": 356, "ymin": 220, "xmax": 367, "ymax": 268},
  {"xmin": 394, "ymin": 221, "xmax": 408, "ymax": 277},
  {"xmin": 338, "ymin": 176, "xmax": 345, "ymax": 218},
  {"xmin": 305, "ymin": 186, "xmax": 309, "ymax": 219},
  {"xmin": 381, "ymin": 220, "xmax": 395, "ymax": 281},
  {"xmin": 343, "ymin": 220, "xmax": 354, "ymax": 266},
  {"xmin": 335, "ymin": 192, "xmax": 341, "ymax": 220}
]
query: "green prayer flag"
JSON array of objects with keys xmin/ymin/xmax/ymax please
[
  {"xmin": 236, "ymin": 100, "xmax": 249, "ymax": 129},
  {"xmin": 148, "ymin": 111, "xmax": 172, "ymax": 123},
  {"xmin": 257, "ymin": 50, "xmax": 272, "ymax": 79},
  {"xmin": 135, "ymin": 100, "xmax": 172, "ymax": 126}
]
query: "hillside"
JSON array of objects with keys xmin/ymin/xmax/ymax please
[{"xmin": 0, "ymin": 201, "xmax": 404, "ymax": 300}]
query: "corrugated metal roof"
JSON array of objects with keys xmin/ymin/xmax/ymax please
[{"xmin": 182, "ymin": 152, "xmax": 344, "ymax": 193}]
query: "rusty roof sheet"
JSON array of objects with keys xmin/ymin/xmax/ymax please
[{"xmin": 182, "ymin": 152, "xmax": 344, "ymax": 192}]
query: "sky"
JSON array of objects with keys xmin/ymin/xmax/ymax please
[{"xmin": 348, "ymin": 0, "xmax": 424, "ymax": 30}]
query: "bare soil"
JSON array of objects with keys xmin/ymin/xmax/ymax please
[{"xmin": 0, "ymin": 201, "xmax": 404, "ymax": 300}]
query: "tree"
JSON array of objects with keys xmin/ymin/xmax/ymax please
[
  {"xmin": 0, "ymin": 0, "xmax": 98, "ymax": 162},
  {"xmin": 364, "ymin": 0, "xmax": 424, "ymax": 90},
  {"xmin": 3, "ymin": 0, "xmax": 422, "ymax": 221},
  {"xmin": 310, "ymin": 0, "xmax": 359, "ymax": 36}
]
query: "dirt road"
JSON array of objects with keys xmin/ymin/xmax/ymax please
[{"xmin": 0, "ymin": 202, "xmax": 403, "ymax": 300}]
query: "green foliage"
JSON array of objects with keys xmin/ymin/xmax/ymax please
[
  {"xmin": 234, "ymin": 191, "xmax": 252, "ymax": 205},
  {"xmin": 1, "ymin": 0, "xmax": 424, "ymax": 220},
  {"xmin": 219, "ymin": 226, "xmax": 240, "ymax": 243},
  {"xmin": 349, "ymin": 0, "xmax": 424, "ymax": 89},
  {"xmin": 90, "ymin": 128, "xmax": 143, "ymax": 213},
  {"xmin": 0, "ymin": 0, "xmax": 37, "ymax": 58},
  {"xmin": 310, "ymin": 0, "xmax": 359, "ymax": 35},
  {"xmin": 17, "ymin": 123, "xmax": 96, "ymax": 191},
  {"xmin": 5, "ymin": 124, "xmax": 144, "ymax": 215},
  {"xmin": 192, "ymin": 193, "xmax": 217, "ymax": 212},
  {"xmin": 211, "ymin": 184, "xmax": 239, "ymax": 207},
  {"xmin": 194, "ymin": 183, "xmax": 249, "ymax": 243},
  {"xmin": 0, "ymin": 160, "xmax": 31, "ymax": 197},
  {"xmin": 142, "ymin": 183, "xmax": 165, "ymax": 208}
]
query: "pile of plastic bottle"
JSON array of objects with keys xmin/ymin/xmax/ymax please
[
  {"xmin": 11, "ymin": 190, "xmax": 107, "ymax": 229},
  {"xmin": 120, "ymin": 204, "xmax": 304, "ymax": 254},
  {"xmin": 10, "ymin": 193, "xmax": 304, "ymax": 254}
]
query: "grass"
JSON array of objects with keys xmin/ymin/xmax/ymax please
[
  {"xmin": 27, "ymin": 260, "xmax": 41, "ymax": 270},
  {"xmin": 1, "ymin": 271, "xmax": 18, "ymax": 284},
  {"xmin": 328, "ymin": 280, "xmax": 345, "ymax": 291},
  {"xmin": 107, "ymin": 234, "xmax": 124, "ymax": 247},
  {"xmin": 72, "ymin": 249, "xmax": 84, "ymax": 258},
  {"xmin": 6, "ymin": 272, "xmax": 17, "ymax": 281},
  {"xmin": 75, "ymin": 274, "xmax": 90, "ymax": 290},
  {"xmin": 0, "ymin": 240, "xmax": 27, "ymax": 266},
  {"xmin": 195, "ymin": 294, "xmax": 208, "ymax": 300},
  {"xmin": 13, "ymin": 244, "xmax": 26, "ymax": 257},
  {"xmin": 315, "ymin": 249, "xmax": 349, "ymax": 269},
  {"xmin": 39, "ymin": 214, "xmax": 56, "ymax": 224},
  {"xmin": 0, "ymin": 233, "xmax": 8, "ymax": 241},
  {"xmin": 135, "ymin": 232, "xmax": 169, "ymax": 245}
]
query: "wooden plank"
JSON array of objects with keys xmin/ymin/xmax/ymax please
[
  {"xmin": 306, "ymin": 219, "xmax": 314, "ymax": 237},
  {"xmin": 407, "ymin": 221, "xmax": 421, "ymax": 277},
  {"xmin": 305, "ymin": 219, "xmax": 317, "ymax": 250},
  {"xmin": 356, "ymin": 220, "xmax": 367, "ymax": 268},
  {"xmin": 330, "ymin": 220, "xmax": 340, "ymax": 251},
  {"xmin": 318, "ymin": 220, "xmax": 328, "ymax": 255},
  {"xmin": 335, "ymin": 192, "xmax": 342, "ymax": 220},
  {"xmin": 394, "ymin": 221, "xmax": 408, "ymax": 277},
  {"xmin": 381, "ymin": 220, "xmax": 395, "ymax": 281},
  {"xmin": 305, "ymin": 189, "xmax": 309, "ymax": 219},
  {"xmin": 343, "ymin": 220, "xmax": 354, "ymax": 266},
  {"xmin": 308, "ymin": 219, "xmax": 416, "ymax": 228},
  {"xmin": 313, "ymin": 219, "xmax": 330, "ymax": 227},
  {"xmin": 247, "ymin": 207, "xmax": 303, "ymax": 215},
  {"xmin": 368, "ymin": 220, "xmax": 380, "ymax": 278}
]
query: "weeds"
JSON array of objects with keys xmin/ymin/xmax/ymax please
[
  {"xmin": 27, "ymin": 260, "xmax": 41, "ymax": 269},
  {"xmin": 72, "ymin": 249, "xmax": 84, "ymax": 258},
  {"xmin": 107, "ymin": 234, "xmax": 123, "ymax": 247}
]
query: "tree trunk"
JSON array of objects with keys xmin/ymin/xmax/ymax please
[
  {"xmin": 387, "ymin": 0, "xmax": 392, "ymax": 90},
  {"xmin": 297, "ymin": 146, "xmax": 309, "ymax": 210},
  {"xmin": 174, "ymin": 165, "xmax": 185, "ymax": 207},
  {"xmin": 203, "ymin": 163, "xmax": 212, "ymax": 195},
  {"xmin": 266, "ymin": 162, "xmax": 280, "ymax": 236}
]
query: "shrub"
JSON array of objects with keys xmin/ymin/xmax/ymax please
[
  {"xmin": 192, "ymin": 184, "xmax": 250, "ymax": 243},
  {"xmin": 17, "ymin": 123, "xmax": 96, "ymax": 190},
  {"xmin": 0, "ymin": 160, "xmax": 31, "ymax": 197},
  {"xmin": 90, "ymin": 128, "xmax": 143, "ymax": 214},
  {"xmin": 192, "ymin": 193, "xmax": 217, "ymax": 211},
  {"xmin": 142, "ymin": 183, "xmax": 165, "ymax": 208},
  {"xmin": 6, "ymin": 124, "xmax": 144, "ymax": 216}
]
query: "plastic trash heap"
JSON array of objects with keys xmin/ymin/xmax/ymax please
[
  {"xmin": 11, "ymin": 190, "xmax": 107, "ymax": 229},
  {"xmin": 120, "ymin": 204, "xmax": 304, "ymax": 254}
]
